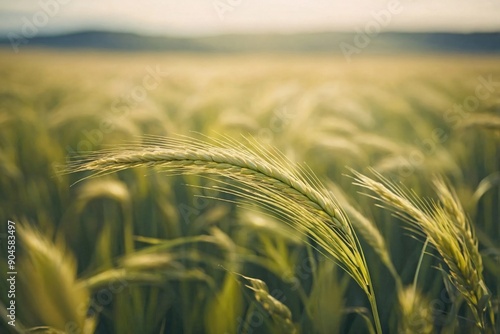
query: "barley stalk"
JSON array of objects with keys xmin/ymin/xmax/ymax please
[
  {"xmin": 65, "ymin": 135, "xmax": 382, "ymax": 334},
  {"xmin": 354, "ymin": 169, "xmax": 494, "ymax": 331}
]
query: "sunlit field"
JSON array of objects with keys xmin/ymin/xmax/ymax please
[{"xmin": 0, "ymin": 50, "xmax": 499, "ymax": 333}]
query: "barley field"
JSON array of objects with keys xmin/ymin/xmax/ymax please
[{"xmin": 0, "ymin": 50, "xmax": 499, "ymax": 333}]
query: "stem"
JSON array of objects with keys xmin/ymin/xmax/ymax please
[
  {"xmin": 369, "ymin": 291, "xmax": 383, "ymax": 334},
  {"xmin": 413, "ymin": 238, "xmax": 430, "ymax": 290},
  {"xmin": 353, "ymin": 231, "xmax": 382, "ymax": 334}
]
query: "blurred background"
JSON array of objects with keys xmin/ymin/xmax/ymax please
[{"xmin": 0, "ymin": 1, "xmax": 499, "ymax": 333}]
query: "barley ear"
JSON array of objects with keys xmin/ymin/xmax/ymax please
[
  {"xmin": 354, "ymin": 170, "xmax": 495, "ymax": 331},
  {"xmin": 64, "ymin": 135, "xmax": 382, "ymax": 334},
  {"xmin": 239, "ymin": 274, "xmax": 297, "ymax": 334},
  {"xmin": 397, "ymin": 286, "xmax": 433, "ymax": 334},
  {"xmin": 16, "ymin": 224, "xmax": 94, "ymax": 333}
]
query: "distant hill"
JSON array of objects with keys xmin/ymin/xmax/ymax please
[{"xmin": 1, "ymin": 30, "xmax": 499, "ymax": 54}]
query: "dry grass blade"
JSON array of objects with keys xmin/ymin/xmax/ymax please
[
  {"xmin": 64, "ymin": 135, "xmax": 382, "ymax": 333},
  {"xmin": 353, "ymin": 169, "xmax": 494, "ymax": 331}
]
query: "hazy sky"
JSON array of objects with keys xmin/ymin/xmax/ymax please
[{"xmin": 0, "ymin": 0, "xmax": 499, "ymax": 36}]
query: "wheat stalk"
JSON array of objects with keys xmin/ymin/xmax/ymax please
[{"xmin": 65, "ymin": 135, "xmax": 382, "ymax": 334}]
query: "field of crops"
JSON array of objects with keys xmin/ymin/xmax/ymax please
[{"xmin": 0, "ymin": 50, "xmax": 499, "ymax": 333}]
